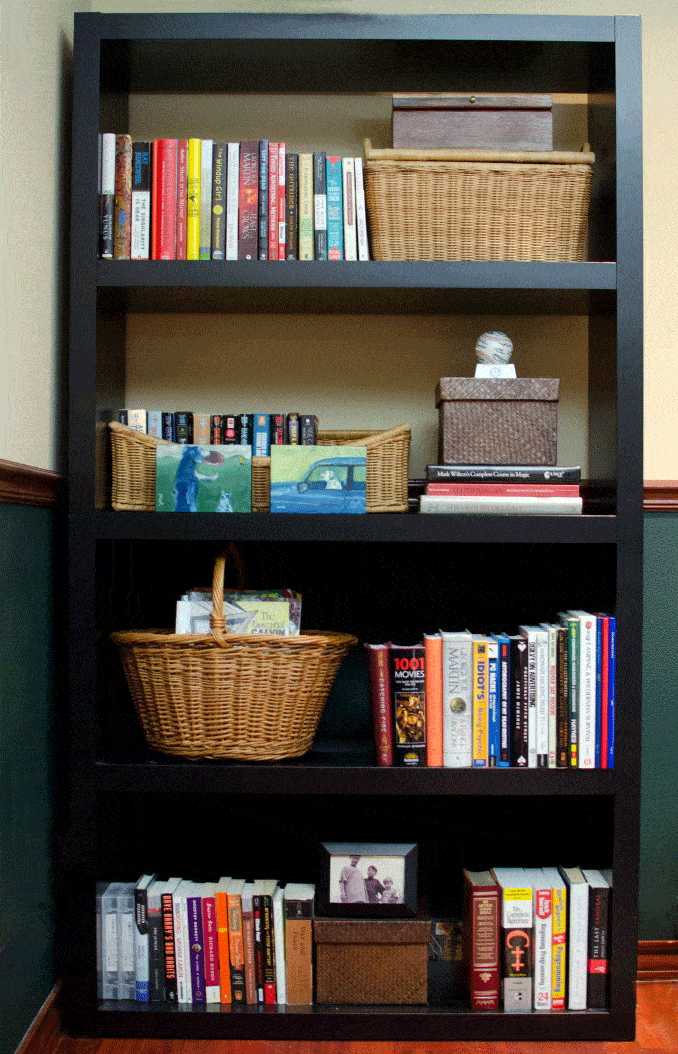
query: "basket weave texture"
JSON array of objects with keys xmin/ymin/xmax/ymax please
[
  {"xmin": 110, "ymin": 421, "xmax": 410, "ymax": 513},
  {"xmin": 314, "ymin": 919, "xmax": 430, "ymax": 1004},
  {"xmin": 437, "ymin": 377, "xmax": 559, "ymax": 466},
  {"xmin": 110, "ymin": 550, "xmax": 357, "ymax": 761},
  {"xmin": 363, "ymin": 139, "xmax": 594, "ymax": 262}
]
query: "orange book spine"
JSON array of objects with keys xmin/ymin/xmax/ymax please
[
  {"xmin": 215, "ymin": 890, "xmax": 232, "ymax": 1003},
  {"xmin": 227, "ymin": 890, "xmax": 246, "ymax": 1002},
  {"xmin": 424, "ymin": 634, "xmax": 443, "ymax": 766}
]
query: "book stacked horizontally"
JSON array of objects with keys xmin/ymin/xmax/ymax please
[{"xmin": 419, "ymin": 464, "xmax": 583, "ymax": 515}]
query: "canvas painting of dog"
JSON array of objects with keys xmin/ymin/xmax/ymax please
[{"xmin": 155, "ymin": 444, "xmax": 252, "ymax": 512}]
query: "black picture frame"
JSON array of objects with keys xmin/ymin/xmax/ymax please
[{"xmin": 318, "ymin": 842, "xmax": 418, "ymax": 918}]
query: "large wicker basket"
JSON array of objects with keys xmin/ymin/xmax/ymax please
[
  {"xmin": 110, "ymin": 550, "xmax": 357, "ymax": 761},
  {"xmin": 109, "ymin": 420, "xmax": 411, "ymax": 513},
  {"xmin": 363, "ymin": 138, "xmax": 594, "ymax": 262}
]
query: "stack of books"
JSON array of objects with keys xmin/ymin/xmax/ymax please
[
  {"xmin": 97, "ymin": 877, "xmax": 315, "ymax": 1006},
  {"xmin": 419, "ymin": 464, "xmax": 583, "ymax": 515}
]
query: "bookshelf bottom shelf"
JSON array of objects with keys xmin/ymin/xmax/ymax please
[{"xmin": 62, "ymin": 1002, "xmax": 633, "ymax": 1042}]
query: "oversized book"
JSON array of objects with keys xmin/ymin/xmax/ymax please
[
  {"xmin": 462, "ymin": 870, "xmax": 500, "ymax": 1011},
  {"xmin": 284, "ymin": 883, "xmax": 315, "ymax": 1005},
  {"xmin": 582, "ymin": 868, "xmax": 611, "ymax": 1008},
  {"xmin": 440, "ymin": 630, "xmax": 473, "ymax": 767},
  {"xmin": 491, "ymin": 867, "xmax": 533, "ymax": 1012},
  {"xmin": 389, "ymin": 642, "xmax": 427, "ymax": 767},
  {"xmin": 365, "ymin": 642, "xmax": 393, "ymax": 766}
]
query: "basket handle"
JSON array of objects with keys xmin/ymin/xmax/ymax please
[{"xmin": 210, "ymin": 543, "xmax": 247, "ymax": 645}]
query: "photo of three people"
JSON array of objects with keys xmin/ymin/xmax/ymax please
[{"xmin": 332, "ymin": 853, "xmax": 404, "ymax": 905}]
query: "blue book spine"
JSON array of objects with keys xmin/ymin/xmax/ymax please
[
  {"xmin": 325, "ymin": 156, "xmax": 344, "ymax": 260},
  {"xmin": 492, "ymin": 633, "xmax": 512, "ymax": 767},
  {"xmin": 487, "ymin": 640, "xmax": 499, "ymax": 766},
  {"xmin": 253, "ymin": 413, "xmax": 270, "ymax": 456},
  {"xmin": 161, "ymin": 412, "xmax": 174, "ymax": 441},
  {"xmin": 258, "ymin": 139, "xmax": 269, "ymax": 260},
  {"xmin": 186, "ymin": 891, "xmax": 205, "ymax": 1003},
  {"xmin": 595, "ymin": 617, "xmax": 603, "ymax": 768},
  {"xmin": 607, "ymin": 616, "xmax": 616, "ymax": 768}
]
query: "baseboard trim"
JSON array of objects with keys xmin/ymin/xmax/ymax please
[
  {"xmin": 14, "ymin": 986, "xmax": 60, "ymax": 1054},
  {"xmin": 0, "ymin": 458, "xmax": 62, "ymax": 509},
  {"xmin": 637, "ymin": 940, "xmax": 678, "ymax": 981},
  {"xmin": 644, "ymin": 480, "xmax": 678, "ymax": 512}
]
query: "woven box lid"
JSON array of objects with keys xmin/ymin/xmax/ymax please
[
  {"xmin": 436, "ymin": 377, "xmax": 559, "ymax": 404},
  {"xmin": 314, "ymin": 916, "xmax": 431, "ymax": 945}
]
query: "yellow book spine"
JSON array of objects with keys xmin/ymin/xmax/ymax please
[
  {"xmin": 298, "ymin": 153, "xmax": 314, "ymax": 260},
  {"xmin": 187, "ymin": 138, "xmax": 201, "ymax": 260},
  {"xmin": 472, "ymin": 639, "xmax": 489, "ymax": 767},
  {"xmin": 551, "ymin": 886, "xmax": 567, "ymax": 1009}
]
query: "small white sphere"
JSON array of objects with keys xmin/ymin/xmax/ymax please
[{"xmin": 475, "ymin": 331, "xmax": 513, "ymax": 365}]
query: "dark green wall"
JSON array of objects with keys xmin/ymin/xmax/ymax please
[
  {"xmin": 640, "ymin": 513, "xmax": 678, "ymax": 939},
  {"xmin": 0, "ymin": 504, "xmax": 56, "ymax": 1054}
]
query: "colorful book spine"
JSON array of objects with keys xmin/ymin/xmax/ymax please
[
  {"xmin": 152, "ymin": 139, "xmax": 177, "ymax": 260},
  {"xmin": 524, "ymin": 869, "xmax": 552, "ymax": 1010},
  {"xmin": 226, "ymin": 142, "xmax": 240, "ymax": 260},
  {"xmin": 186, "ymin": 138, "xmax": 201, "ymax": 260},
  {"xmin": 570, "ymin": 611, "xmax": 597, "ymax": 768},
  {"xmin": 113, "ymin": 134, "xmax": 132, "ymax": 259},
  {"xmin": 440, "ymin": 630, "xmax": 473, "ymax": 767},
  {"xmin": 161, "ymin": 885, "xmax": 179, "ymax": 1002},
  {"xmin": 198, "ymin": 139, "xmax": 212, "ymax": 259},
  {"xmin": 492, "ymin": 633, "xmax": 511, "ymax": 767},
  {"xmin": 172, "ymin": 881, "xmax": 191, "ymax": 1004},
  {"xmin": 161, "ymin": 411, "xmax": 174, "ymax": 441},
  {"xmin": 298, "ymin": 153, "xmax": 314, "ymax": 260},
  {"xmin": 312, "ymin": 151, "xmax": 328, "ymax": 260},
  {"xmin": 389, "ymin": 642, "xmax": 427, "ymax": 766},
  {"xmin": 462, "ymin": 870, "xmax": 500, "ymax": 1011},
  {"xmin": 560, "ymin": 615, "xmax": 579, "ymax": 767},
  {"xmin": 487, "ymin": 637, "xmax": 499, "ymax": 766},
  {"xmin": 186, "ymin": 886, "xmax": 206, "ymax": 1003},
  {"xmin": 556, "ymin": 624, "xmax": 570, "ymax": 767},
  {"xmin": 201, "ymin": 885, "xmax": 220, "ymax": 1003},
  {"xmin": 541, "ymin": 867, "xmax": 567, "ymax": 1010},
  {"xmin": 238, "ymin": 141, "xmax": 259, "ymax": 260},
  {"xmin": 325, "ymin": 155, "xmax": 344, "ymax": 260},
  {"xmin": 607, "ymin": 615, "xmax": 616, "ymax": 768},
  {"xmin": 342, "ymin": 156, "xmax": 357, "ymax": 261},
  {"xmin": 175, "ymin": 139, "xmax": 188, "ymax": 260},
  {"xmin": 99, "ymin": 133, "xmax": 116, "ymax": 259},
  {"xmin": 424, "ymin": 633, "xmax": 443, "ymax": 767},
  {"xmin": 471, "ymin": 636, "xmax": 489, "ymax": 767},
  {"xmin": 253, "ymin": 413, "xmax": 270, "ymax": 456},
  {"xmin": 214, "ymin": 878, "xmax": 232, "ymax": 1004},
  {"xmin": 257, "ymin": 138, "xmax": 268, "ymax": 260},
  {"xmin": 130, "ymin": 141, "xmax": 151, "ymax": 260},
  {"xmin": 354, "ymin": 155, "xmax": 370, "ymax": 260},
  {"xmin": 227, "ymin": 879, "xmax": 246, "ymax": 1003},
  {"xmin": 542, "ymin": 624, "xmax": 558, "ymax": 768},
  {"xmin": 261, "ymin": 885, "xmax": 277, "ymax": 1004},
  {"xmin": 211, "ymin": 142, "xmax": 227, "ymax": 260},
  {"xmin": 241, "ymin": 882, "xmax": 257, "ymax": 1005},
  {"xmin": 365, "ymin": 642, "xmax": 393, "ymax": 766},
  {"xmin": 266, "ymin": 140, "xmax": 277, "ymax": 259},
  {"xmin": 277, "ymin": 142, "xmax": 286, "ymax": 258},
  {"xmin": 269, "ymin": 413, "xmax": 286, "ymax": 446},
  {"xmin": 285, "ymin": 153, "xmax": 299, "ymax": 259}
]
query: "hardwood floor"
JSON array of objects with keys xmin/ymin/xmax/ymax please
[{"xmin": 22, "ymin": 983, "xmax": 678, "ymax": 1054}]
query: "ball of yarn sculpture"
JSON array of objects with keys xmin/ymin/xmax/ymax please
[{"xmin": 475, "ymin": 331, "xmax": 513, "ymax": 365}]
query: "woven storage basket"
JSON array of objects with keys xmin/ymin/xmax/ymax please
[
  {"xmin": 314, "ymin": 917, "xmax": 430, "ymax": 1005},
  {"xmin": 437, "ymin": 377, "xmax": 559, "ymax": 465},
  {"xmin": 252, "ymin": 425, "xmax": 411, "ymax": 513},
  {"xmin": 363, "ymin": 138, "xmax": 594, "ymax": 262},
  {"xmin": 110, "ymin": 420, "xmax": 410, "ymax": 514},
  {"xmin": 110, "ymin": 549, "xmax": 357, "ymax": 761}
]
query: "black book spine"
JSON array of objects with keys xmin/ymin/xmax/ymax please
[
  {"xmin": 174, "ymin": 412, "xmax": 193, "ymax": 444},
  {"xmin": 161, "ymin": 412, "xmax": 174, "ymax": 441},
  {"xmin": 211, "ymin": 143, "xmax": 227, "ymax": 260},
  {"xmin": 426, "ymin": 465, "xmax": 581, "ymax": 484},
  {"xmin": 161, "ymin": 892, "xmax": 178, "ymax": 1002},
  {"xmin": 258, "ymin": 139, "xmax": 269, "ymax": 260},
  {"xmin": 299, "ymin": 414, "xmax": 319, "ymax": 444},
  {"xmin": 148, "ymin": 903, "xmax": 165, "ymax": 1002},
  {"xmin": 210, "ymin": 414, "xmax": 223, "ymax": 444},
  {"xmin": 270, "ymin": 414, "xmax": 286, "ymax": 445},
  {"xmin": 389, "ymin": 643, "xmax": 427, "ymax": 767},
  {"xmin": 587, "ymin": 884, "xmax": 610, "ymax": 1008},
  {"xmin": 236, "ymin": 413, "xmax": 254, "ymax": 447},
  {"xmin": 285, "ymin": 153, "xmax": 299, "ymax": 259},
  {"xmin": 313, "ymin": 151, "xmax": 327, "ymax": 260}
]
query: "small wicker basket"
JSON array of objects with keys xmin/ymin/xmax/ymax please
[
  {"xmin": 110, "ymin": 549, "xmax": 357, "ymax": 762},
  {"xmin": 363, "ymin": 138, "xmax": 594, "ymax": 262},
  {"xmin": 109, "ymin": 420, "xmax": 411, "ymax": 513}
]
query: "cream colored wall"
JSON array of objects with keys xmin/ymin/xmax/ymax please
[
  {"xmin": 3, "ymin": 1, "xmax": 674, "ymax": 474},
  {"xmin": 0, "ymin": 0, "xmax": 83, "ymax": 472}
]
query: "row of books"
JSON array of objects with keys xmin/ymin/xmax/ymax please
[
  {"xmin": 464, "ymin": 865, "xmax": 612, "ymax": 1012},
  {"xmin": 367, "ymin": 610, "xmax": 615, "ymax": 769},
  {"xmin": 118, "ymin": 409, "xmax": 319, "ymax": 453},
  {"xmin": 420, "ymin": 464, "xmax": 583, "ymax": 516},
  {"xmin": 99, "ymin": 135, "xmax": 370, "ymax": 262},
  {"xmin": 97, "ymin": 877, "xmax": 315, "ymax": 1006}
]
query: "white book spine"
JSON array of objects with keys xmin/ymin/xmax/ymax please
[
  {"xmin": 131, "ymin": 189, "xmax": 151, "ymax": 259},
  {"xmin": 200, "ymin": 139, "xmax": 213, "ymax": 259},
  {"xmin": 536, "ymin": 631, "xmax": 549, "ymax": 767},
  {"xmin": 441, "ymin": 632, "xmax": 473, "ymax": 766},
  {"xmin": 173, "ymin": 890, "xmax": 188, "ymax": 1003},
  {"xmin": 545, "ymin": 626, "xmax": 558, "ymax": 768},
  {"xmin": 354, "ymin": 156, "xmax": 370, "ymax": 260},
  {"xmin": 563, "ymin": 872, "xmax": 588, "ymax": 1009},
  {"xmin": 419, "ymin": 494, "xmax": 583, "ymax": 514},
  {"xmin": 179, "ymin": 890, "xmax": 193, "ymax": 1003},
  {"xmin": 273, "ymin": 886, "xmax": 287, "ymax": 1004},
  {"xmin": 341, "ymin": 157, "xmax": 357, "ymax": 261},
  {"xmin": 226, "ymin": 142, "xmax": 240, "ymax": 260}
]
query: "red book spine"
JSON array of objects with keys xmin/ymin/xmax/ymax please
[
  {"xmin": 175, "ymin": 139, "xmax": 188, "ymax": 260},
  {"xmin": 426, "ymin": 482, "xmax": 580, "ymax": 497},
  {"xmin": 365, "ymin": 643, "xmax": 393, "ymax": 766},
  {"xmin": 152, "ymin": 139, "xmax": 178, "ymax": 259},
  {"xmin": 268, "ymin": 142, "xmax": 279, "ymax": 259},
  {"xmin": 151, "ymin": 139, "xmax": 159, "ymax": 260},
  {"xmin": 238, "ymin": 141, "xmax": 259, "ymax": 260},
  {"xmin": 277, "ymin": 142, "xmax": 286, "ymax": 259},
  {"xmin": 463, "ymin": 873, "xmax": 500, "ymax": 1011}
]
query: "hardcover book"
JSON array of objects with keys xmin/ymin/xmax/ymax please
[
  {"xmin": 176, "ymin": 139, "xmax": 188, "ymax": 259},
  {"xmin": 298, "ymin": 153, "xmax": 314, "ymax": 260},
  {"xmin": 239, "ymin": 141, "xmax": 259, "ymax": 260},
  {"xmin": 426, "ymin": 464, "xmax": 582, "ymax": 484},
  {"xmin": 284, "ymin": 883, "xmax": 315, "ymax": 1005},
  {"xmin": 313, "ymin": 151, "xmax": 328, "ymax": 260},
  {"xmin": 99, "ymin": 133, "xmax": 116, "ymax": 259},
  {"xmin": 491, "ymin": 867, "xmax": 533, "ymax": 1012},
  {"xmin": 582, "ymin": 868, "xmax": 611, "ymax": 1008},
  {"xmin": 270, "ymin": 445, "xmax": 367, "ymax": 514},
  {"xmin": 155, "ymin": 444, "xmax": 252, "ymax": 513},
  {"xmin": 462, "ymin": 870, "xmax": 500, "ymax": 1011},
  {"xmin": 130, "ymin": 141, "xmax": 151, "ymax": 260},
  {"xmin": 113, "ymin": 134, "xmax": 132, "ymax": 260},
  {"xmin": 325, "ymin": 155, "xmax": 344, "ymax": 260},
  {"xmin": 186, "ymin": 138, "xmax": 201, "ymax": 260},
  {"xmin": 559, "ymin": 865, "xmax": 589, "ymax": 1010},
  {"xmin": 285, "ymin": 152, "xmax": 299, "ymax": 259},
  {"xmin": 389, "ymin": 642, "xmax": 427, "ymax": 767},
  {"xmin": 424, "ymin": 633, "xmax": 443, "ymax": 767},
  {"xmin": 226, "ymin": 142, "xmax": 240, "ymax": 260},
  {"xmin": 199, "ymin": 139, "xmax": 213, "ymax": 259},
  {"xmin": 211, "ymin": 143, "xmax": 227, "ymax": 260},
  {"xmin": 342, "ymin": 156, "xmax": 358, "ymax": 261},
  {"xmin": 365, "ymin": 642, "xmax": 393, "ymax": 766},
  {"xmin": 151, "ymin": 138, "xmax": 177, "ymax": 259},
  {"xmin": 440, "ymin": 630, "xmax": 473, "ymax": 767}
]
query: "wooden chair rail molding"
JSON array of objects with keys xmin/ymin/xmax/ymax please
[
  {"xmin": 637, "ymin": 939, "xmax": 678, "ymax": 981},
  {"xmin": 0, "ymin": 462, "xmax": 677, "ymax": 512},
  {"xmin": 0, "ymin": 458, "xmax": 62, "ymax": 508}
]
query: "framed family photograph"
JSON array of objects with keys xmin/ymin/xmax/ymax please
[{"xmin": 318, "ymin": 842, "xmax": 418, "ymax": 918}]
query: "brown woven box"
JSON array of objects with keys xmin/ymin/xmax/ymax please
[
  {"xmin": 436, "ymin": 377, "xmax": 560, "ymax": 466},
  {"xmin": 314, "ymin": 917, "xmax": 430, "ymax": 1005}
]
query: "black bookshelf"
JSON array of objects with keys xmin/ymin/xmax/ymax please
[{"xmin": 63, "ymin": 11, "xmax": 643, "ymax": 1043}]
